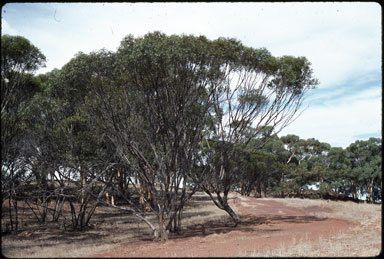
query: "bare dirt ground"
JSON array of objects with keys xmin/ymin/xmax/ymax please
[
  {"xmin": 2, "ymin": 192, "xmax": 381, "ymax": 257},
  {"xmin": 91, "ymin": 193, "xmax": 381, "ymax": 257}
]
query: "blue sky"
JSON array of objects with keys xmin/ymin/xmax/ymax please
[{"xmin": 1, "ymin": 2, "xmax": 381, "ymax": 148}]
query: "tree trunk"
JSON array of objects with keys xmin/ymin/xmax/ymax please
[
  {"xmin": 253, "ymin": 184, "xmax": 260, "ymax": 198},
  {"xmin": 253, "ymin": 180, "xmax": 260, "ymax": 198},
  {"xmin": 111, "ymin": 195, "xmax": 115, "ymax": 206},
  {"xmin": 9, "ymin": 166, "xmax": 19, "ymax": 232},
  {"xmin": 8, "ymin": 195, "xmax": 14, "ymax": 232},
  {"xmin": 260, "ymin": 182, "xmax": 265, "ymax": 198},
  {"xmin": 319, "ymin": 177, "xmax": 324, "ymax": 199},
  {"xmin": 280, "ymin": 172, "xmax": 285, "ymax": 198},
  {"xmin": 80, "ymin": 168, "xmax": 86, "ymax": 204},
  {"xmin": 224, "ymin": 203, "xmax": 240, "ymax": 225},
  {"xmin": 204, "ymin": 187, "xmax": 240, "ymax": 226},
  {"xmin": 139, "ymin": 179, "xmax": 152, "ymax": 212},
  {"xmin": 219, "ymin": 191, "xmax": 240, "ymax": 226},
  {"xmin": 169, "ymin": 206, "xmax": 183, "ymax": 234},
  {"xmin": 368, "ymin": 178, "xmax": 374, "ymax": 203},
  {"xmin": 120, "ymin": 170, "xmax": 130, "ymax": 199},
  {"xmin": 157, "ymin": 210, "xmax": 168, "ymax": 241},
  {"xmin": 105, "ymin": 191, "xmax": 110, "ymax": 204}
]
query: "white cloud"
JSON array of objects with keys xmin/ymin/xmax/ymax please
[
  {"xmin": 279, "ymin": 87, "xmax": 382, "ymax": 148},
  {"xmin": 2, "ymin": 2, "xmax": 380, "ymax": 81},
  {"xmin": 244, "ymin": 2, "xmax": 382, "ymax": 89}
]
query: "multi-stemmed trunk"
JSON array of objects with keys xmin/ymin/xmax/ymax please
[{"xmin": 204, "ymin": 187, "xmax": 240, "ymax": 226}]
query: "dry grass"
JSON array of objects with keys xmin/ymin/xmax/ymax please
[
  {"xmin": 241, "ymin": 198, "xmax": 382, "ymax": 257},
  {"xmin": 244, "ymin": 226, "xmax": 380, "ymax": 257},
  {"xmin": 1, "ymin": 192, "xmax": 228, "ymax": 258},
  {"xmin": 2, "ymin": 194, "xmax": 381, "ymax": 258},
  {"xmin": 182, "ymin": 193, "xmax": 229, "ymax": 225}
]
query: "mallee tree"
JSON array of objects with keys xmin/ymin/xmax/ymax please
[
  {"xmin": 197, "ymin": 40, "xmax": 319, "ymax": 224},
  {"xmin": 2, "ymin": 32, "xmax": 335, "ymax": 241}
]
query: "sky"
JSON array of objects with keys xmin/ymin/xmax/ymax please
[{"xmin": 1, "ymin": 2, "xmax": 381, "ymax": 148}]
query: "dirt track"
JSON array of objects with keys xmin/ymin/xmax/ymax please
[{"xmin": 91, "ymin": 194, "xmax": 353, "ymax": 257}]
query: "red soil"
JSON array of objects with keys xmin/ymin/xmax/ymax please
[{"xmin": 91, "ymin": 195, "xmax": 352, "ymax": 257}]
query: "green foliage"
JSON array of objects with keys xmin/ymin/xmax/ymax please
[
  {"xmin": 1, "ymin": 34, "xmax": 46, "ymax": 165},
  {"xmin": 345, "ymin": 138, "xmax": 382, "ymax": 202},
  {"xmin": 268, "ymin": 56, "xmax": 319, "ymax": 93},
  {"xmin": 238, "ymin": 90, "xmax": 268, "ymax": 111},
  {"xmin": 1, "ymin": 34, "xmax": 46, "ymax": 75}
]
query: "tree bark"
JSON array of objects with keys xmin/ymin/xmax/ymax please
[
  {"xmin": 157, "ymin": 209, "xmax": 168, "ymax": 241},
  {"xmin": 81, "ymin": 168, "xmax": 86, "ymax": 204},
  {"xmin": 260, "ymin": 182, "xmax": 265, "ymax": 198},
  {"xmin": 139, "ymin": 178, "xmax": 152, "ymax": 212},
  {"xmin": 368, "ymin": 178, "xmax": 374, "ymax": 203},
  {"xmin": 205, "ymin": 188, "xmax": 240, "ymax": 226},
  {"xmin": 223, "ymin": 203, "xmax": 240, "ymax": 226},
  {"xmin": 280, "ymin": 172, "xmax": 285, "ymax": 198}
]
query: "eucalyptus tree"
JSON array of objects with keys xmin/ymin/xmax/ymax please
[
  {"xmin": 1, "ymin": 34, "xmax": 46, "ymax": 113},
  {"xmin": 15, "ymin": 71, "xmax": 66, "ymax": 223},
  {"xmin": 236, "ymin": 148, "xmax": 278, "ymax": 197},
  {"xmin": 346, "ymin": 138, "xmax": 381, "ymax": 203},
  {"xmin": 86, "ymin": 32, "xmax": 230, "ymax": 240},
  {"xmin": 1, "ymin": 35, "xmax": 46, "ymax": 176},
  {"xmin": 255, "ymin": 134, "xmax": 288, "ymax": 195},
  {"xmin": 279, "ymin": 135, "xmax": 331, "ymax": 197},
  {"xmin": 42, "ymin": 51, "xmax": 126, "ymax": 230},
  {"xmin": 321, "ymin": 146, "xmax": 351, "ymax": 198},
  {"xmin": 199, "ymin": 40, "xmax": 318, "ymax": 223},
  {"xmin": 1, "ymin": 35, "xmax": 46, "ymax": 232}
]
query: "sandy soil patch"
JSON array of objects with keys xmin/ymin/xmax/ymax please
[{"xmin": 92, "ymin": 193, "xmax": 377, "ymax": 257}]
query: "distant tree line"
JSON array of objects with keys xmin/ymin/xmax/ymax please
[
  {"xmin": 235, "ymin": 134, "xmax": 381, "ymax": 203},
  {"xmin": 1, "ymin": 33, "xmax": 381, "ymax": 240}
]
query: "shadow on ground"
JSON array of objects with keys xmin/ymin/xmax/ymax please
[{"xmin": 159, "ymin": 214, "xmax": 328, "ymax": 241}]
